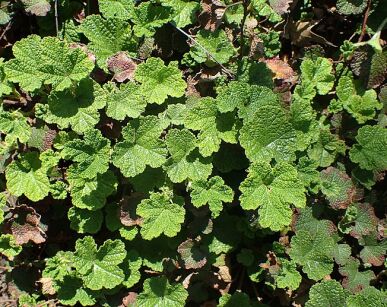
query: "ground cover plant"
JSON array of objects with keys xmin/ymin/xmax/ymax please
[{"xmin": 0, "ymin": 0, "xmax": 386, "ymax": 306}]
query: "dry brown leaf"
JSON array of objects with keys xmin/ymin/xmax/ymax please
[
  {"xmin": 264, "ymin": 58, "xmax": 297, "ymax": 83},
  {"xmin": 120, "ymin": 194, "xmax": 144, "ymax": 227},
  {"xmin": 39, "ymin": 277, "xmax": 56, "ymax": 295},
  {"xmin": 7, "ymin": 205, "xmax": 46, "ymax": 245},
  {"xmin": 269, "ymin": 0, "xmax": 294, "ymax": 15},
  {"xmin": 120, "ymin": 292, "xmax": 138, "ymax": 307},
  {"xmin": 198, "ymin": 0, "xmax": 226, "ymax": 32},
  {"xmin": 107, "ymin": 51, "xmax": 138, "ymax": 82}
]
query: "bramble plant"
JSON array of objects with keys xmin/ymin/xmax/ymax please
[{"xmin": 0, "ymin": 0, "xmax": 386, "ymax": 306}]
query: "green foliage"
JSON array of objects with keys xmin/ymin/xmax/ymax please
[
  {"xmin": 136, "ymin": 276, "xmax": 188, "ymax": 306},
  {"xmin": 1, "ymin": 2, "xmax": 385, "ymax": 306},
  {"xmin": 134, "ymin": 57, "xmax": 186, "ymax": 104},
  {"xmin": 4, "ymin": 35, "xmax": 94, "ymax": 91},
  {"xmin": 137, "ymin": 188, "xmax": 185, "ymax": 240},
  {"xmin": 239, "ymin": 162, "xmax": 306, "ymax": 231}
]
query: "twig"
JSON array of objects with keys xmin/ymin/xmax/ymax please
[
  {"xmin": 54, "ymin": 0, "xmax": 59, "ymax": 37},
  {"xmin": 358, "ymin": 0, "xmax": 372, "ymax": 43},
  {"xmin": 171, "ymin": 23, "xmax": 235, "ymax": 77},
  {"xmin": 239, "ymin": 0, "xmax": 249, "ymax": 59},
  {"xmin": 0, "ymin": 21, "xmax": 12, "ymax": 41}
]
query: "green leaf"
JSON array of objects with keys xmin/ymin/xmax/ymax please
[
  {"xmin": 136, "ymin": 276, "xmax": 188, "ymax": 306},
  {"xmin": 136, "ymin": 188, "xmax": 185, "ymax": 240},
  {"xmin": 307, "ymin": 128, "xmax": 346, "ymax": 168},
  {"xmin": 346, "ymin": 287, "xmax": 386, "ymax": 307},
  {"xmin": 4, "ymin": 35, "xmax": 94, "ymax": 92},
  {"xmin": 216, "ymin": 81, "xmax": 251, "ymax": 113},
  {"xmin": 164, "ymin": 128, "xmax": 213, "ymax": 183},
  {"xmin": 5, "ymin": 152, "xmax": 52, "ymax": 201},
  {"xmin": 122, "ymin": 250, "xmax": 142, "ymax": 288},
  {"xmin": 161, "ymin": 0, "xmax": 199, "ymax": 28},
  {"xmin": 134, "ymin": 57, "xmax": 186, "ymax": 104},
  {"xmin": 104, "ymin": 81, "xmax": 147, "ymax": 120},
  {"xmin": 305, "ymin": 280, "xmax": 349, "ymax": 307},
  {"xmin": 275, "ymin": 259, "xmax": 302, "ymax": 291},
  {"xmin": 320, "ymin": 167, "xmax": 356, "ymax": 209},
  {"xmin": 79, "ymin": 15, "xmax": 136, "ymax": 69},
  {"xmin": 333, "ymin": 243, "xmax": 352, "ymax": 266},
  {"xmin": 188, "ymin": 29, "xmax": 236, "ymax": 65},
  {"xmin": 251, "ymin": 0, "xmax": 282, "ymax": 22},
  {"xmin": 289, "ymin": 228, "xmax": 336, "ymax": 280},
  {"xmin": 339, "ymin": 257, "xmax": 375, "ymax": 293},
  {"xmin": 112, "ymin": 116, "xmax": 167, "ymax": 178},
  {"xmin": 62, "ymin": 129, "xmax": 110, "ymax": 179},
  {"xmin": 99, "ymin": 0, "xmax": 135, "ymax": 19},
  {"xmin": 337, "ymin": 0, "xmax": 367, "ymax": 15},
  {"xmin": 239, "ymin": 162, "xmax": 306, "ymax": 231},
  {"xmin": 67, "ymin": 166, "xmax": 117, "ymax": 210},
  {"xmin": 335, "ymin": 76, "xmax": 382, "ymax": 123},
  {"xmin": 218, "ymin": 292, "xmax": 251, "ymax": 306},
  {"xmin": 0, "ymin": 107, "xmax": 32, "ymax": 145},
  {"xmin": 184, "ymin": 97, "xmax": 239, "ymax": 156},
  {"xmin": 130, "ymin": 2, "xmax": 172, "ymax": 37},
  {"xmin": 68, "ymin": 207, "xmax": 103, "ymax": 234},
  {"xmin": 0, "ymin": 58, "xmax": 13, "ymax": 95},
  {"xmin": 300, "ymin": 57, "xmax": 334, "ymax": 95},
  {"xmin": 56, "ymin": 275, "xmax": 96, "ymax": 306},
  {"xmin": 190, "ymin": 176, "xmax": 234, "ymax": 218},
  {"xmin": 239, "ymin": 99, "xmax": 296, "ymax": 163},
  {"xmin": 73, "ymin": 236, "xmax": 127, "ymax": 290},
  {"xmin": 35, "ymin": 78, "xmax": 106, "ymax": 134},
  {"xmin": 0, "ymin": 234, "xmax": 22, "ymax": 260},
  {"xmin": 349, "ymin": 125, "xmax": 387, "ymax": 171},
  {"xmin": 359, "ymin": 235, "xmax": 387, "ymax": 267}
]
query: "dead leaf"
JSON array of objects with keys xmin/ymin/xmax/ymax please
[
  {"xmin": 264, "ymin": 58, "xmax": 297, "ymax": 83},
  {"xmin": 21, "ymin": 0, "xmax": 51, "ymax": 17},
  {"xmin": 198, "ymin": 0, "xmax": 226, "ymax": 32},
  {"xmin": 107, "ymin": 51, "xmax": 138, "ymax": 82},
  {"xmin": 120, "ymin": 194, "xmax": 144, "ymax": 227},
  {"xmin": 121, "ymin": 292, "xmax": 137, "ymax": 307},
  {"xmin": 285, "ymin": 19, "xmax": 337, "ymax": 47},
  {"xmin": 269, "ymin": 0, "xmax": 294, "ymax": 15},
  {"xmin": 178, "ymin": 239, "xmax": 207, "ymax": 269},
  {"xmin": 39, "ymin": 277, "xmax": 56, "ymax": 295},
  {"xmin": 6, "ymin": 205, "xmax": 46, "ymax": 245}
]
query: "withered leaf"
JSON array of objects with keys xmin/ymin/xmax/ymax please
[
  {"xmin": 107, "ymin": 51, "xmax": 138, "ymax": 82},
  {"xmin": 198, "ymin": 0, "xmax": 226, "ymax": 32},
  {"xmin": 178, "ymin": 238, "xmax": 207, "ymax": 269}
]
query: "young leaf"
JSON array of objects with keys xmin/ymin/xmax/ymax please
[
  {"xmin": 161, "ymin": 0, "xmax": 199, "ymax": 28},
  {"xmin": 300, "ymin": 57, "xmax": 334, "ymax": 95},
  {"xmin": 4, "ymin": 35, "xmax": 94, "ymax": 92},
  {"xmin": 164, "ymin": 128, "xmax": 212, "ymax": 183},
  {"xmin": 136, "ymin": 188, "xmax": 185, "ymax": 240},
  {"xmin": 190, "ymin": 176, "xmax": 234, "ymax": 218},
  {"xmin": 0, "ymin": 107, "xmax": 32, "ymax": 145},
  {"xmin": 239, "ymin": 162, "xmax": 306, "ymax": 231},
  {"xmin": 134, "ymin": 57, "xmax": 186, "ymax": 104},
  {"xmin": 335, "ymin": 76, "xmax": 382, "ymax": 123},
  {"xmin": 73, "ymin": 236, "xmax": 127, "ymax": 290},
  {"xmin": 136, "ymin": 276, "xmax": 188, "ymax": 306},
  {"xmin": 349, "ymin": 125, "xmax": 387, "ymax": 171},
  {"xmin": 218, "ymin": 292, "xmax": 251, "ymax": 306},
  {"xmin": 62, "ymin": 129, "xmax": 111, "ymax": 179},
  {"xmin": 112, "ymin": 116, "xmax": 167, "ymax": 178},
  {"xmin": 275, "ymin": 259, "xmax": 302, "ymax": 291},
  {"xmin": 336, "ymin": 0, "xmax": 367, "ymax": 15},
  {"xmin": 56, "ymin": 275, "xmax": 96, "ymax": 306}
]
